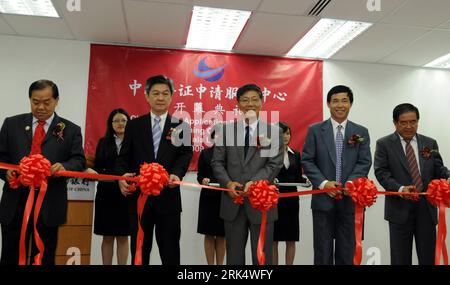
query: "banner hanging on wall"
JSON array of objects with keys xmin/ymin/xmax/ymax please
[{"xmin": 85, "ymin": 44, "xmax": 323, "ymax": 170}]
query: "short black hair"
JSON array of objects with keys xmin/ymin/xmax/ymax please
[
  {"xmin": 28, "ymin": 79, "xmax": 59, "ymax": 99},
  {"xmin": 393, "ymin": 103, "xmax": 420, "ymax": 122},
  {"xmin": 327, "ymin": 85, "xmax": 353, "ymax": 103},
  {"xmin": 236, "ymin": 84, "xmax": 263, "ymax": 101},
  {"xmin": 278, "ymin": 121, "xmax": 291, "ymax": 134},
  {"xmin": 145, "ymin": 75, "xmax": 174, "ymax": 94}
]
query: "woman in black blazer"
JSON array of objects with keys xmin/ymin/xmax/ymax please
[
  {"xmin": 272, "ymin": 122, "xmax": 307, "ymax": 265},
  {"xmin": 197, "ymin": 130, "xmax": 225, "ymax": 265},
  {"xmin": 88, "ymin": 108, "xmax": 131, "ymax": 265}
]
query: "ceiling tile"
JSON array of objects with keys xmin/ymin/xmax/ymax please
[
  {"xmin": 381, "ymin": 0, "xmax": 450, "ymax": 28},
  {"xmin": 379, "ymin": 30, "xmax": 450, "ymax": 66},
  {"xmin": 333, "ymin": 23, "xmax": 428, "ymax": 62},
  {"xmin": 0, "ymin": 15, "xmax": 15, "ymax": 34},
  {"xmin": 145, "ymin": 0, "xmax": 193, "ymax": 4},
  {"xmin": 438, "ymin": 19, "xmax": 450, "ymax": 30},
  {"xmin": 321, "ymin": 0, "xmax": 407, "ymax": 22},
  {"xmin": 258, "ymin": 0, "xmax": 315, "ymax": 16},
  {"xmin": 2, "ymin": 14, "xmax": 73, "ymax": 39},
  {"xmin": 193, "ymin": 0, "xmax": 260, "ymax": 11},
  {"xmin": 234, "ymin": 13, "xmax": 316, "ymax": 55},
  {"xmin": 124, "ymin": 0, "xmax": 192, "ymax": 46},
  {"xmin": 53, "ymin": 0, "xmax": 128, "ymax": 42}
]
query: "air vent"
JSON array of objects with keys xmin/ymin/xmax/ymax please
[{"xmin": 308, "ymin": 0, "xmax": 332, "ymax": 16}]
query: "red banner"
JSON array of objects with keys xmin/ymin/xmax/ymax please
[{"xmin": 85, "ymin": 44, "xmax": 323, "ymax": 170}]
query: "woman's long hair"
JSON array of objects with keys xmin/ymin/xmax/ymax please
[{"xmin": 103, "ymin": 108, "xmax": 130, "ymax": 155}]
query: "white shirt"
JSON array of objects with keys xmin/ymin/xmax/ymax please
[
  {"xmin": 114, "ymin": 135, "xmax": 123, "ymax": 154},
  {"xmin": 331, "ymin": 118, "xmax": 348, "ymax": 142},
  {"xmin": 150, "ymin": 111, "xmax": 167, "ymax": 131},
  {"xmin": 398, "ymin": 134, "xmax": 421, "ymax": 192},
  {"xmin": 243, "ymin": 119, "xmax": 258, "ymax": 141},
  {"xmin": 32, "ymin": 113, "xmax": 54, "ymax": 135},
  {"xmin": 284, "ymin": 147, "xmax": 295, "ymax": 169},
  {"xmin": 398, "ymin": 134, "xmax": 421, "ymax": 174},
  {"xmin": 319, "ymin": 118, "xmax": 348, "ymax": 189}
]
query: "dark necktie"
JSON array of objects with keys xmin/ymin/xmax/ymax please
[
  {"xmin": 30, "ymin": 121, "xmax": 46, "ymax": 155},
  {"xmin": 405, "ymin": 140, "xmax": 423, "ymax": 192},
  {"xmin": 244, "ymin": 125, "xmax": 250, "ymax": 158}
]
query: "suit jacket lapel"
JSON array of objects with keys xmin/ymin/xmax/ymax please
[
  {"xmin": 243, "ymin": 122, "xmax": 259, "ymax": 166},
  {"xmin": 41, "ymin": 113, "xmax": 59, "ymax": 145},
  {"xmin": 142, "ymin": 114, "xmax": 155, "ymax": 160},
  {"xmin": 24, "ymin": 113, "xmax": 33, "ymax": 145},
  {"xmin": 235, "ymin": 121, "xmax": 246, "ymax": 167},
  {"xmin": 156, "ymin": 114, "xmax": 172, "ymax": 161},
  {"xmin": 416, "ymin": 134, "xmax": 425, "ymax": 178},
  {"xmin": 342, "ymin": 120, "xmax": 355, "ymax": 174},
  {"xmin": 321, "ymin": 119, "xmax": 336, "ymax": 167},
  {"xmin": 391, "ymin": 133, "xmax": 410, "ymax": 174}
]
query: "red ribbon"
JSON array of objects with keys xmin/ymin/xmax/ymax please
[
  {"xmin": 8, "ymin": 154, "xmax": 51, "ymax": 265},
  {"xmin": 345, "ymin": 178, "xmax": 378, "ymax": 265},
  {"xmin": 426, "ymin": 179, "xmax": 450, "ymax": 265},
  {"xmin": 3, "ymin": 157, "xmax": 449, "ymax": 266},
  {"xmin": 128, "ymin": 163, "xmax": 169, "ymax": 265},
  {"xmin": 247, "ymin": 180, "xmax": 278, "ymax": 265}
]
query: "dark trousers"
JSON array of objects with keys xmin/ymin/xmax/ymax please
[
  {"xmin": 129, "ymin": 208, "xmax": 181, "ymax": 265},
  {"xmin": 312, "ymin": 208, "xmax": 356, "ymax": 265},
  {"xmin": 224, "ymin": 206, "xmax": 274, "ymax": 265},
  {"xmin": 389, "ymin": 197, "xmax": 436, "ymax": 265},
  {"xmin": 0, "ymin": 190, "xmax": 58, "ymax": 265}
]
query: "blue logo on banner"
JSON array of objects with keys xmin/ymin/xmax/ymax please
[{"xmin": 194, "ymin": 57, "xmax": 225, "ymax": 82}]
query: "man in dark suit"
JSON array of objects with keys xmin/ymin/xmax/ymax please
[
  {"xmin": 374, "ymin": 103, "xmax": 450, "ymax": 265},
  {"xmin": 117, "ymin": 75, "xmax": 192, "ymax": 265},
  {"xmin": 0, "ymin": 79, "xmax": 86, "ymax": 265},
  {"xmin": 302, "ymin": 85, "xmax": 372, "ymax": 265},
  {"xmin": 211, "ymin": 84, "xmax": 284, "ymax": 265}
]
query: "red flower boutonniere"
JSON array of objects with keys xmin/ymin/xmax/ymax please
[
  {"xmin": 420, "ymin": 146, "xmax": 438, "ymax": 159},
  {"xmin": 53, "ymin": 122, "xmax": 65, "ymax": 141},
  {"xmin": 256, "ymin": 135, "xmax": 271, "ymax": 150},
  {"xmin": 348, "ymin": 134, "xmax": 364, "ymax": 147},
  {"xmin": 165, "ymin": 127, "xmax": 181, "ymax": 141}
]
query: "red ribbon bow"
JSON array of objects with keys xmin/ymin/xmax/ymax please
[
  {"xmin": 130, "ymin": 163, "xmax": 169, "ymax": 265},
  {"xmin": 247, "ymin": 180, "xmax": 278, "ymax": 265},
  {"xmin": 9, "ymin": 154, "xmax": 51, "ymax": 265},
  {"xmin": 346, "ymin": 178, "xmax": 378, "ymax": 265},
  {"xmin": 426, "ymin": 179, "xmax": 450, "ymax": 265}
]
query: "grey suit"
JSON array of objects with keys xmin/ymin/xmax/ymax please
[
  {"xmin": 302, "ymin": 119, "xmax": 372, "ymax": 264},
  {"xmin": 374, "ymin": 132, "xmax": 450, "ymax": 264},
  {"xmin": 211, "ymin": 120, "xmax": 283, "ymax": 265}
]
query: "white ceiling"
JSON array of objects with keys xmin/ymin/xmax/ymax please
[{"xmin": 1, "ymin": 0, "xmax": 450, "ymax": 68}]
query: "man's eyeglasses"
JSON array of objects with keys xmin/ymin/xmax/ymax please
[
  {"xmin": 112, "ymin": 119, "xmax": 128, "ymax": 124},
  {"xmin": 239, "ymin": 97, "xmax": 262, "ymax": 105}
]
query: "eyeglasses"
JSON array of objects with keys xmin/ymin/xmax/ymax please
[
  {"xmin": 149, "ymin": 91, "xmax": 172, "ymax": 98},
  {"xmin": 112, "ymin": 119, "xmax": 128, "ymax": 124},
  {"xmin": 239, "ymin": 97, "xmax": 262, "ymax": 105}
]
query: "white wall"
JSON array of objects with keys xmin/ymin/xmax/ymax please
[{"xmin": 1, "ymin": 34, "xmax": 450, "ymax": 265}]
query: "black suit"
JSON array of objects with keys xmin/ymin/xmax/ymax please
[
  {"xmin": 375, "ymin": 133, "xmax": 450, "ymax": 265},
  {"xmin": 0, "ymin": 113, "xmax": 85, "ymax": 265},
  {"xmin": 274, "ymin": 149, "xmax": 306, "ymax": 242},
  {"xmin": 116, "ymin": 113, "xmax": 192, "ymax": 265}
]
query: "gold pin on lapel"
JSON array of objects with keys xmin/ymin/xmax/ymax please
[{"xmin": 25, "ymin": 126, "xmax": 30, "ymax": 131}]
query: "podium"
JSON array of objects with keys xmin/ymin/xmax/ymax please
[{"xmin": 55, "ymin": 178, "xmax": 96, "ymax": 265}]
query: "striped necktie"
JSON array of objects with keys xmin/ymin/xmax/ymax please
[
  {"xmin": 405, "ymin": 140, "xmax": 423, "ymax": 192},
  {"xmin": 152, "ymin": 116, "xmax": 162, "ymax": 159},
  {"xmin": 335, "ymin": 125, "xmax": 344, "ymax": 183}
]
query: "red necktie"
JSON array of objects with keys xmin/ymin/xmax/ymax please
[
  {"xmin": 30, "ymin": 121, "xmax": 46, "ymax": 155},
  {"xmin": 405, "ymin": 140, "xmax": 423, "ymax": 192}
]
